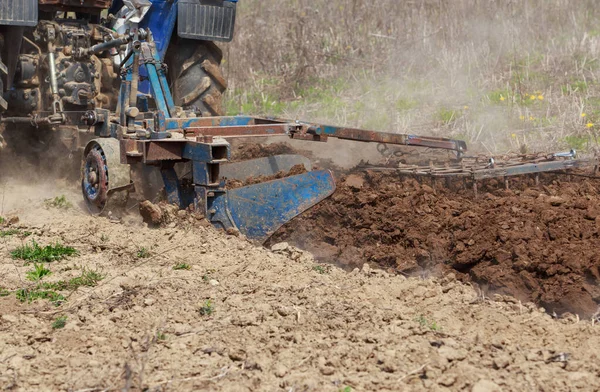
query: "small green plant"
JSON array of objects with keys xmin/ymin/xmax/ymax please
[
  {"xmin": 52, "ymin": 316, "xmax": 67, "ymax": 329},
  {"xmin": 0, "ymin": 216, "xmax": 5, "ymax": 225},
  {"xmin": 40, "ymin": 269, "xmax": 104, "ymax": 291},
  {"xmin": 0, "ymin": 229, "xmax": 20, "ymax": 237},
  {"xmin": 416, "ymin": 315, "xmax": 441, "ymax": 331},
  {"xmin": 136, "ymin": 247, "xmax": 150, "ymax": 259},
  {"xmin": 199, "ymin": 300, "xmax": 213, "ymax": 316},
  {"xmin": 436, "ymin": 107, "xmax": 459, "ymax": 124},
  {"xmin": 173, "ymin": 263, "xmax": 191, "ymax": 270},
  {"xmin": 45, "ymin": 195, "xmax": 72, "ymax": 209},
  {"xmin": 339, "ymin": 387, "xmax": 353, "ymax": 392},
  {"xmin": 16, "ymin": 288, "xmax": 65, "ymax": 305},
  {"xmin": 156, "ymin": 331, "xmax": 166, "ymax": 341},
  {"xmin": 100, "ymin": 234, "xmax": 109, "ymax": 242},
  {"xmin": 26, "ymin": 263, "xmax": 52, "ymax": 281},
  {"xmin": 66, "ymin": 269, "xmax": 104, "ymax": 288},
  {"xmin": 11, "ymin": 240, "xmax": 77, "ymax": 264},
  {"xmin": 564, "ymin": 135, "xmax": 589, "ymax": 151},
  {"xmin": 312, "ymin": 265, "xmax": 329, "ymax": 274},
  {"xmin": 0, "ymin": 288, "xmax": 10, "ymax": 297}
]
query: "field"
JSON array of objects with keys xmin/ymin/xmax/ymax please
[{"xmin": 2, "ymin": 0, "xmax": 600, "ymax": 391}]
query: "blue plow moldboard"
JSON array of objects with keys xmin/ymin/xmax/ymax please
[
  {"xmin": 224, "ymin": 170, "xmax": 336, "ymax": 243},
  {"xmin": 220, "ymin": 155, "xmax": 312, "ymax": 181}
]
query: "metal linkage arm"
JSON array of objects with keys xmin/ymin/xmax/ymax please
[{"xmin": 295, "ymin": 123, "xmax": 468, "ymax": 154}]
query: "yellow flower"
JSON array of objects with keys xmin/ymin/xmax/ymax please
[
  {"xmin": 587, "ymin": 122, "xmax": 594, "ymax": 128},
  {"xmin": 537, "ymin": 95, "xmax": 544, "ymax": 100},
  {"xmin": 530, "ymin": 95, "xmax": 536, "ymax": 100},
  {"xmin": 529, "ymin": 116, "xmax": 535, "ymax": 121},
  {"xmin": 519, "ymin": 115, "xmax": 525, "ymax": 121},
  {"xmin": 500, "ymin": 95, "xmax": 505, "ymax": 101},
  {"xmin": 464, "ymin": 106, "xmax": 469, "ymax": 110},
  {"xmin": 511, "ymin": 133, "xmax": 517, "ymax": 139},
  {"xmin": 581, "ymin": 113, "xmax": 587, "ymax": 118}
]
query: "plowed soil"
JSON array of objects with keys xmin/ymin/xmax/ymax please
[
  {"xmin": 1, "ymin": 181, "xmax": 600, "ymax": 391},
  {"xmin": 271, "ymin": 170, "xmax": 600, "ymax": 317}
]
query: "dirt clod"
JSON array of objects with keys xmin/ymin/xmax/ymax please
[{"xmin": 272, "ymin": 171, "xmax": 600, "ymax": 316}]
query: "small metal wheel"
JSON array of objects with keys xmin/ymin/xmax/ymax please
[{"xmin": 82, "ymin": 143, "xmax": 109, "ymax": 214}]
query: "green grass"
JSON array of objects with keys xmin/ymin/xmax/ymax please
[
  {"xmin": 11, "ymin": 241, "xmax": 78, "ymax": 264},
  {"xmin": 16, "ymin": 288, "xmax": 65, "ymax": 305},
  {"xmin": 0, "ymin": 216, "xmax": 5, "ymax": 225},
  {"xmin": 64, "ymin": 269, "xmax": 104, "ymax": 289},
  {"xmin": 436, "ymin": 108, "xmax": 459, "ymax": 124},
  {"xmin": 26, "ymin": 263, "xmax": 52, "ymax": 281},
  {"xmin": 52, "ymin": 316, "xmax": 67, "ymax": 329},
  {"xmin": 136, "ymin": 247, "xmax": 150, "ymax": 259},
  {"xmin": 41, "ymin": 269, "xmax": 104, "ymax": 291},
  {"xmin": 199, "ymin": 300, "xmax": 214, "ymax": 316},
  {"xmin": 564, "ymin": 135, "xmax": 590, "ymax": 150},
  {"xmin": 173, "ymin": 263, "xmax": 191, "ymax": 270},
  {"xmin": 395, "ymin": 97, "xmax": 418, "ymax": 111},
  {"xmin": 15, "ymin": 270, "xmax": 103, "ymax": 306},
  {"xmin": 312, "ymin": 265, "xmax": 330, "ymax": 274},
  {"xmin": 0, "ymin": 229, "xmax": 20, "ymax": 237},
  {"xmin": 416, "ymin": 315, "xmax": 441, "ymax": 331},
  {"xmin": 45, "ymin": 195, "xmax": 72, "ymax": 209}
]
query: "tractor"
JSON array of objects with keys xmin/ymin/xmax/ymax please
[{"xmin": 0, "ymin": 0, "xmax": 592, "ymax": 243}]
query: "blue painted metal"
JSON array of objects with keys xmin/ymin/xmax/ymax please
[
  {"xmin": 220, "ymin": 155, "xmax": 311, "ymax": 181},
  {"xmin": 207, "ymin": 170, "xmax": 336, "ymax": 242},
  {"xmin": 160, "ymin": 165, "xmax": 182, "ymax": 206},
  {"xmin": 182, "ymin": 142, "xmax": 230, "ymax": 162}
]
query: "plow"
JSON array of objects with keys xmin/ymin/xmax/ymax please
[{"xmin": 1, "ymin": 0, "xmax": 598, "ymax": 243}]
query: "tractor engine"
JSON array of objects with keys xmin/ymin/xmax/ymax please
[{"xmin": 4, "ymin": 18, "xmax": 116, "ymax": 118}]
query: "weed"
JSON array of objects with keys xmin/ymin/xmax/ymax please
[
  {"xmin": 199, "ymin": 300, "xmax": 214, "ymax": 316},
  {"xmin": 26, "ymin": 263, "xmax": 52, "ymax": 281},
  {"xmin": 66, "ymin": 269, "xmax": 104, "ymax": 288},
  {"xmin": 45, "ymin": 195, "xmax": 72, "ymax": 209},
  {"xmin": 100, "ymin": 234, "xmax": 109, "ymax": 242},
  {"xmin": 156, "ymin": 331, "xmax": 167, "ymax": 341},
  {"xmin": 395, "ymin": 97, "xmax": 418, "ymax": 111},
  {"xmin": 436, "ymin": 108, "xmax": 459, "ymax": 124},
  {"xmin": 137, "ymin": 247, "xmax": 150, "ymax": 259},
  {"xmin": 0, "ymin": 229, "xmax": 20, "ymax": 237},
  {"xmin": 16, "ymin": 288, "xmax": 65, "ymax": 305},
  {"xmin": 0, "ymin": 216, "xmax": 5, "ymax": 224},
  {"xmin": 416, "ymin": 315, "xmax": 441, "ymax": 331},
  {"xmin": 564, "ymin": 135, "xmax": 589, "ymax": 150},
  {"xmin": 0, "ymin": 288, "xmax": 10, "ymax": 297},
  {"xmin": 41, "ymin": 269, "xmax": 104, "ymax": 291},
  {"xmin": 312, "ymin": 265, "xmax": 330, "ymax": 274},
  {"xmin": 339, "ymin": 387, "xmax": 353, "ymax": 392},
  {"xmin": 173, "ymin": 263, "xmax": 191, "ymax": 270},
  {"xmin": 11, "ymin": 240, "xmax": 77, "ymax": 264},
  {"xmin": 52, "ymin": 316, "xmax": 67, "ymax": 329}
]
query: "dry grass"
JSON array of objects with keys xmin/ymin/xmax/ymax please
[{"xmin": 222, "ymin": 0, "xmax": 600, "ymax": 154}]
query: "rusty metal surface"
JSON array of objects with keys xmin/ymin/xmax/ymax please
[
  {"xmin": 362, "ymin": 153, "xmax": 598, "ymax": 181},
  {"xmin": 184, "ymin": 124, "xmax": 290, "ymax": 138}
]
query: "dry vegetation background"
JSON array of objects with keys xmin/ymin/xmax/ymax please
[{"xmin": 222, "ymin": 0, "xmax": 600, "ymax": 155}]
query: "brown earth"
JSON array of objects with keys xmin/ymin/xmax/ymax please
[
  {"xmin": 270, "ymin": 170, "xmax": 600, "ymax": 318},
  {"xmin": 1, "ymin": 184, "xmax": 600, "ymax": 391}
]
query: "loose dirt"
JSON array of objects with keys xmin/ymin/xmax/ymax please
[
  {"xmin": 271, "ymin": 170, "xmax": 600, "ymax": 317},
  {"xmin": 1, "ymin": 190, "xmax": 600, "ymax": 391}
]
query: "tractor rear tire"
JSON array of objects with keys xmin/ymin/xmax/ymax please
[{"xmin": 166, "ymin": 39, "xmax": 227, "ymax": 117}]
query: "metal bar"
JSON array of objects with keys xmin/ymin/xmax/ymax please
[
  {"xmin": 473, "ymin": 159, "xmax": 596, "ymax": 180},
  {"xmin": 305, "ymin": 124, "xmax": 467, "ymax": 153},
  {"xmin": 184, "ymin": 124, "xmax": 290, "ymax": 138}
]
